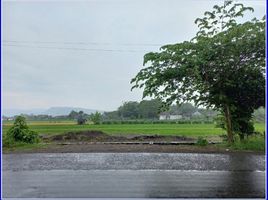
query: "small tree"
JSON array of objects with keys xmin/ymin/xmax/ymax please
[
  {"xmin": 77, "ymin": 111, "xmax": 87, "ymax": 125},
  {"xmin": 6, "ymin": 116, "xmax": 39, "ymax": 144},
  {"xmin": 68, "ymin": 110, "xmax": 79, "ymax": 119},
  {"xmin": 89, "ymin": 112, "xmax": 102, "ymax": 124},
  {"xmin": 77, "ymin": 116, "xmax": 87, "ymax": 125}
]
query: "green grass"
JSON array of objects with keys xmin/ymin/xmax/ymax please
[
  {"xmin": 219, "ymin": 136, "xmax": 265, "ymax": 151},
  {"xmin": 3, "ymin": 142, "xmax": 48, "ymax": 153},
  {"xmin": 2, "ymin": 121, "xmax": 265, "ymax": 138},
  {"xmin": 2, "ymin": 123, "xmax": 224, "ymax": 137}
]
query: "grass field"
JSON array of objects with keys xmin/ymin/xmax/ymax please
[{"xmin": 2, "ymin": 121, "xmax": 265, "ymax": 138}]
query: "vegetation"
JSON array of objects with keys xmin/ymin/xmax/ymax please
[
  {"xmin": 2, "ymin": 119, "xmax": 264, "ymax": 152},
  {"xmin": 77, "ymin": 115, "xmax": 87, "ymax": 125},
  {"xmin": 103, "ymin": 100, "xmax": 218, "ymax": 121},
  {"xmin": 196, "ymin": 137, "xmax": 208, "ymax": 146},
  {"xmin": 3, "ymin": 116, "xmax": 39, "ymax": 147},
  {"xmin": 2, "ymin": 120, "xmax": 264, "ymax": 137},
  {"xmin": 138, "ymin": 99, "xmax": 162, "ymax": 119},
  {"xmin": 113, "ymin": 99, "xmax": 162, "ymax": 120},
  {"xmin": 131, "ymin": 1, "xmax": 265, "ymax": 143},
  {"xmin": 3, "ymin": 142, "xmax": 47, "ymax": 153},
  {"xmin": 89, "ymin": 112, "xmax": 102, "ymax": 124},
  {"xmin": 101, "ymin": 119, "xmax": 214, "ymax": 124},
  {"xmin": 220, "ymin": 136, "xmax": 265, "ymax": 151}
]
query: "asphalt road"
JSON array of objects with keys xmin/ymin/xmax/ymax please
[{"xmin": 3, "ymin": 153, "xmax": 265, "ymax": 198}]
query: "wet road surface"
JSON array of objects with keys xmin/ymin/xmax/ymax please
[{"xmin": 3, "ymin": 153, "xmax": 265, "ymax": 198}]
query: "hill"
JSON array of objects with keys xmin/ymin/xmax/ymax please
[{"xmin": 3, "ymin": 107, "xmax": 103, "ymax": 117}]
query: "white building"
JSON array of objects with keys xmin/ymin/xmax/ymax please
[
  {"xmin": 170, "ymin": 115, "xmax": 182, "ymax": 120},
  {"xmin": 159, "ymin": 113, "xmax": 182, "ymax": 120}
]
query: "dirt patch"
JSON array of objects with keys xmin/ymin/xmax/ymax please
[
  {"xmin": 43, "ymin": 130, "xmax": 195, "ymax": 143},
  {"xmin": 46, "ymin": 131, "xmax": 112, "ymax": 142}
]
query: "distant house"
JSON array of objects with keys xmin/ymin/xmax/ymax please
[
  {"xmin": 159, "ymin": 112, "xmax": 182, "ymax": 120},
  {"xmin": 159, "ymin": 114, "xmax": 167, "ymax": 120},
  {"xmin": 2, "ymin": 116, "xmax": 14, "ymax": 121},
  {"xmin": 169, "ymin": 115, "xmax": 182, "ymax": 120}
]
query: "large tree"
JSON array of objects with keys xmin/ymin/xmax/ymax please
[
  {"xmin": 138, "ymin": 99, "xmax": 162, "ymax": 119},
  {"xmin": 118, "ymin": 101, "xmax": 140, "ymax": 119},
  {"xmin": 131, "ymin": 1, "xmax": 265, "ymax": 143}
]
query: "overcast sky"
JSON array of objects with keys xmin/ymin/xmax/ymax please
[{"xmin": 2, "ymin": 0, "xmax": 266, "ymax": 111}]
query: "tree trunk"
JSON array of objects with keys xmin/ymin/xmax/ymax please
[{"xmin": 224, "ymin": 105, "xmax": 234, "ymax": 143}]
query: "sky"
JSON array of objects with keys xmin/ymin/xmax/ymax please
[{"xmin": 2, "ymin": 0, "xmax": 266, "ymax": 112}]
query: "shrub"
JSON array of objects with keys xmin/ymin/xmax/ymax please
[
  {"xmin": 103, "ymin": 121, "xmax": 111, "ymax": 124},
  {"xmin": 228, "ymin": 136, "xmax": 265, "ymax": 151},
  {"xmin": 204, "ymin": 121, "xmax": 213, "ymax": 124},
  {"xmin": 77, "ymin": 115, "xmax": 87, "ymax": 125},
  {"xmin": 3, "ymin": 133, "xmax": 14, "ymax": 147},
  {"xmin": 192, "ymin": 121, "xmax": 202, "ymax": 124},
  {"xmin": 196, "ymin": 137, "xmax": 208, "ymax": 146},
  {"xmin": 6, "ymin": 116, "xmax": 39, "ymax": 144}
]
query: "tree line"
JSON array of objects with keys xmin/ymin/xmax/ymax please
[{"xmin": 3, "ymin": 102, "xmax": 264, "ymax": 125}]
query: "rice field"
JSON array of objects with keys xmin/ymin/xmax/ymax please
[{"xmin": 2, "ymin": 120, "xmax": 265, "ymax": 138}]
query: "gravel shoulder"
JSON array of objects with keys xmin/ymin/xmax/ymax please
[{"xmin": 3, "ymin": 143, "xmax": 264, "ymax": 154}]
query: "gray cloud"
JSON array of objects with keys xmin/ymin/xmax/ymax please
[{"xmin": 3, "ymin": 0, "xmax": 265, "ymax": 111}]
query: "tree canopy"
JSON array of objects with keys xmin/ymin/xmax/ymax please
[{"xmin": 131, "ymin": 1, "xmax": 265, "ymax": 142}]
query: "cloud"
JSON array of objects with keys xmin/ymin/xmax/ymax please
[{"xmin": 2, "ymin": 0, "xmax": 265, "ymax": 110}]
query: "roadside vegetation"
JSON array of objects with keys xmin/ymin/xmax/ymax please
[
  {"xmin": 218, "ymin": 135, "xmax": 265, "ymax": 152},
  {"xmin": 3, "ymin": 116, "xmax": 39, "ymax": 148}
]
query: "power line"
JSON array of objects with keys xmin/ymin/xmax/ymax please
[
  {"xmin": 2, "ymin": 43, "xmax": 151, "ymax": 53},
  {"xmin": 3, "ymin": 40, "xmax": 164, "ymax": 47}
]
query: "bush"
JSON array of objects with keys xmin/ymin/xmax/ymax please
[
  {"xmin": 3, "ymin": 133, "xmax": 15, "ymax": 147},
  {"xmin": 219, "ymin": 134, "xmax": 228, "ymax": 142},
  {"xmin": 196, "ymin": 137, "xmax": 208, "ymax": 146},
  {"xmin": 5, "ymin": 116, "xmax": 39, "ymax": 144},
  {"xmin": 77, "ymin": 115, "xmax": 87, "ymax": 125},
  {"xmin": 227, "ymin": 136, "xmax": 264, "ymax": 151},
  {"xmin": 192, "ymin": 121, "xmax": 202, "ymax": 124},
  {"xmin": 204, "ymin": 121, "xmax": 213, "ymax": 124}
]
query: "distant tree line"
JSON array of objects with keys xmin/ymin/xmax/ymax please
[
  {"xmin": 2, "ymin": 104, "xmax": 264, "ymax": 125},
  {"xmin": 103, "ymin": 100, "xmax": 218, "ymax": 121}
]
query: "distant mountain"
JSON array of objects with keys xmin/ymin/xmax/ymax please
[
  {"xmin": 3, "ymin": 107, "xmax": 104, "ymax": 117},
  {"xmin": 2, "ymin": 108, "xmax": 47, "ymax": 117},
  {"xmin": 43, "ymin": 107, "xmax": 103, "ymax": 116}
]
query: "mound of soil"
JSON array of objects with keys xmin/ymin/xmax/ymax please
[
  {"xmin": 44, "ymin": 131, "xmax": 194, "ymax": 143},
  {"xmin": 47, "ymin": 131, "xmax": 119, "ymax": 142}
]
